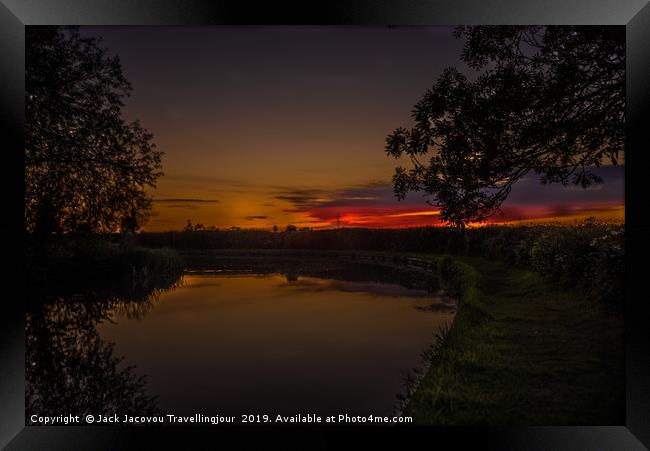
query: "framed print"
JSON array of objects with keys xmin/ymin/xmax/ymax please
[{"xmin": 2, "ymin": 0, "xmax": 650, "ymax": 449}]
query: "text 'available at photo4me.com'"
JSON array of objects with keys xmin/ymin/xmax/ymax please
[{"xmin": 29, "ymin": 413, "xmax": 414, "ymax": 425}]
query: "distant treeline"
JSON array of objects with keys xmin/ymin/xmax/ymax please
[{"xmin": 138, "ymin": 220, "xmax": 624, "ymax": 305}]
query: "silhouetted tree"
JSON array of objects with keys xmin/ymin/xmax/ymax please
[
  {"xmin": 272, "ymin": 225, "xmax": 279, "ymax": 233},
  {"xmin": 386, "ymin": 26, "xmax": 624, "ymax": 227},
  {"xmin": 26, "ymin": 26, "xmax": 163, "ymax": 234},
  {"xmin": 285, "ymin": 224, "xmax": 297, "ymax": 232}
]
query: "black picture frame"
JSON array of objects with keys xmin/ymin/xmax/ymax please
[{"xmin": 2, "ymin": 1, "xmax": 649, "ymax": 449}]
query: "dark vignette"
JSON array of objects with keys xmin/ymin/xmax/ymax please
[{"xmin": 0, "ymin": 0, "xmax": 648, "ymax": 449}]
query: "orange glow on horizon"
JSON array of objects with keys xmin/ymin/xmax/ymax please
[{"xmin": 142, "ymin": 201, "xmax": 624, "ymax": 232}]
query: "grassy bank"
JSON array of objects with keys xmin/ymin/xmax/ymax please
[{"xmin": 404, "ymin": 255, "xmax": 624, "ymax": 425}]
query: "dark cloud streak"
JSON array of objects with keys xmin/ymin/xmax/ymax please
[
  {"xmin": 242, "ymin": 215, "xmax": 271, "ymax": 220},
  {"xmin": 153, "ymin": 198, "xmax": 220, "ymax": 203}
]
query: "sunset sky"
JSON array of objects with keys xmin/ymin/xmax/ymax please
[{"xmin": 81, "ymin": 26, "xmax": 624, "ymax": 231}]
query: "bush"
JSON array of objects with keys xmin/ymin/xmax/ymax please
[
  {"xmin": 26, "ymin": 234, "xmax": 184, "ymax": 286},
  {"xmin": 526, "ymin": 220, "xmax": 624, "ymax": 305}
]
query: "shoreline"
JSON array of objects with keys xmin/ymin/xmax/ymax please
[
  {"xmin": 168, "ymin": 248, "xmax": 623, "ymax": 424},
  {"xmin": 401, "ymin": 254, "xmax": 624, "ymax": 425}
]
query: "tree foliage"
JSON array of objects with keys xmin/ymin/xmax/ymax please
[
  {"xmin": 26, "ymin": 26, "xmax": 163, "ymax": 234},
  {"xmin": 385, "ymin": 26, "xmax": 624, "ymax": 227}
]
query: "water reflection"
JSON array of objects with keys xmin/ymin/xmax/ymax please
[
  {"xmin": 27, "ymin": 262, "xmax": 455, "ymax": 419},
  {"xmin": 26, "ymin": 274, "xmax": 181, "ymax": 421}
]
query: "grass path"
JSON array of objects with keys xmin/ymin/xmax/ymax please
[{"xmin": 404, "ymin": 255, "xmax": 624, "ymax": 425}]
